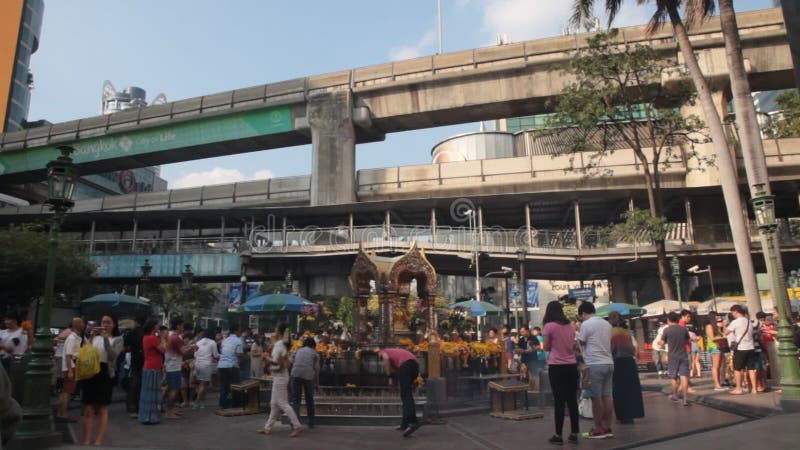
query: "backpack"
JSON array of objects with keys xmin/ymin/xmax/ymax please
[{"xmin": 75, "ymin": 340, "xmax": 101, "ymax": 381}]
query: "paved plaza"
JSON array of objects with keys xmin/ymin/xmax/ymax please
[{"xmin": 43, "ymin": 390, "xmax": 771, "ymax": 450}]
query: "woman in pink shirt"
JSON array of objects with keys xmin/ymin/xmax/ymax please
[{"xmin": 542, "ymin": 301, "xmax": 579, "ymax": 445}]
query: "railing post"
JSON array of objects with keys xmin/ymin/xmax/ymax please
[
  {"xmin": 684, "ymin": 197, "xmax": 694, "ymax": 244},
  {"xmin": 574, "ymin": 200, "xmax": 583, "ymax": 249},
  {"xmin": 349, "ymin": 213, "xmax": 354, "ymax": 245},
  {"xmin": 525, "ymin": 203, "xmax": 532, "ymax": 249},
  {"xmin": 131, "ymin": 219, "xmax": 138, "ymax": 252},
  {"xmin": 88, "ymin": 220, "xmax": 96, "ymax": 254},
  {"xmin": 478, "ymin": 206, "xmax": 484, "ymax": 247},
  {"xmin": 431, "ymin": 208, "xmax": 437, "ymax": 249},
  {"xmin": 176, "ymin": 218, "xmax": 181, "ymax": 253},
  {"xmin": 220, "ymin": 216, "xmax": 225, "ymax": 246}
]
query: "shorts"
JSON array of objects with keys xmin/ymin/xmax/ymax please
[
  {"xmin": 195, "ymin": 363, "xmax": 213, "ymax": 382},
  {"xmin": 62, "ymin": 372, "xmax": 77, "ymax": 394},
  {"xmin": 166, "ymin": 371, "xmax": 182, "ymax": 390},
  {"xmin": 586, "ymin": 364, "xmax": 614, "ymax": 398},
  {"xmin": 708, "ymin": 348, "xmax": 720, "ymax": 355},
  {"xmin": 733, "ymin": 349, "xmax": 756, "ymax": 371},
  {"xmin": 667, "ymin": 357, "xmax": 690, "ymax": 379}
]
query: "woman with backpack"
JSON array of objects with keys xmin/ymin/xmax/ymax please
[
  {"xmin": 139, "ymin": 318, "xmax": 167, "ymax": 424},
  {"xmin": 81, "ymin": 314, "xmax": 123, "ymax": 445}
]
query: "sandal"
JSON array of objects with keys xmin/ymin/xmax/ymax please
[
  {"xmin": 257, "ymin": 428, "xmax": 271, "ymax": 435},
  {"xmin": 290, "ymin": 426, "xmax": 304, "ymax": 438}
]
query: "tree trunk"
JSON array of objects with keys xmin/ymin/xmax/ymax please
[
  {"xmin": 667, "ymin": 7, "xmax": 761, "ymax": 312},
  {"xmin": 720, "ymin": 0, "xmax": 785, "ymax": 315},
  {"xmin": 642, "ymin": 162, "xmax": 675, "ymax": 300}
]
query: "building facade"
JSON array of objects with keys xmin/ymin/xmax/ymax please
[{"xmin": 0, "ymin": 0, "xmax": 43, "ymax": 133}]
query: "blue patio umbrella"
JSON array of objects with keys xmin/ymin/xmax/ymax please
[
  {"xmin": 80, "ymin": 293, "xmax": 151, "ymax": 319},
  {"xmin": 595, "ymin": 303, "xmax": 647, "ymax": 318},
  {"xmin": 238, "ymin": 293, "xmax": 314, "ymax": 312},
  {"xmin": 447, "ymin": 299, "xmax": 501, "ymax": 317}
]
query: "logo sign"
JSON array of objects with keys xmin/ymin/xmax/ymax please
[
  {"xmin": 569, "ymin": 287, "xmax": 596, "ymax": 300},
  {"xmin": 507, "ymin": 280, "xmax": 540, "ymax": 307}
]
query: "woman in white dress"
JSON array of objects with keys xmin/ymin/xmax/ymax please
[{"xmin": 192, "ymin": 328, "xmax": 219, "ymax": 409}]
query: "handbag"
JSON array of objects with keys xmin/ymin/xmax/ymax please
[
  {"xmin": 578, "ymin": 396, "xmax": 594, "ymax": 419},
  {"xmin": 731, "ymin": 319, "xmax": 750, "ymax": 352}
]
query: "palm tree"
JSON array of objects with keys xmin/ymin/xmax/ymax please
[{"xmin": 572, "ymin": 0, "xmax": 761, "ymax": 312}]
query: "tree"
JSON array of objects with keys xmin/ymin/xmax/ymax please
[
  {"xmin": 767, "ymin": 90, "xmax": 800, "ymax": 138},
  {"xmin": 544, "ymin": 30, "xmax": 709, "ymax": 299},
  {"xmin": 0, "ymin": 224, "xmax": 95, "ymax": 312},
  {"xmin": 146, "ymin": 283, "xmax": 222, "ymax": 322},
  {"xmin": 571, "ymin": 0, "xmax": 761, "ymax": 311}
]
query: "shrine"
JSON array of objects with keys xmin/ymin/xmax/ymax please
[{"xmin": 349, "ymin": 242, "xmax": 438, "ymax": 344}]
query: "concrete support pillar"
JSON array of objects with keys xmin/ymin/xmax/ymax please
[
  {"xmin": 684, "ymin": 197, "xmax": 694, "ymax": 244},
  {"xmin": 609, "ymin": 275, "xmax": 629, "ymax": 303},
  {"xmin": 220, "ymin": 216, "xmax": 225, "ymax": 245},
  {"xmin": 574, "ymin": 200, "xmax": 582, "ymax": 249},
  {"xmin": 384, "ymin": 210, "xmax": 391, "ymax": 240},
  {"xmin": 282, "ymin": 216, "xmax": 287, "ymax": 249},
  {"xmin": 308, "ymin": 91, "xmax": 356, "ymax": 206}
]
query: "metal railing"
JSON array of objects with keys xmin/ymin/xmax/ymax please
[{"xmin": 74, "ymin": 219, "xmax": 800, "ymax": 256}]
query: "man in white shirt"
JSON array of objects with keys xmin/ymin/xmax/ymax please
[
  {"xmin": 216, "ymin": 324, "xmax": 243, "ymax": 409},
  {"xmin": 577, "ymin": 302, "xmax": 614, "ymax": 439},
  {"xmin": 57, "ymin": 317, "xmax": 84, "ymax": 422},
  {"xmin": 0, "ymin": 312, "xmax": 28, "ymax": 360},
  {"xmin": 725, "ymin": 304, "xmax": 757, "ymax": 395},
  {"xmin": 651, "ymin": 321, "xmax": 668, "ymax": 377}
]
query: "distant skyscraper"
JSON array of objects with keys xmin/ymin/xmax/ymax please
[
  {"xmin": 772, "ymin": 0, "xmax": 781, "ymax": 7},
  {"xmin": 0, "ymin": 0, "xmax": 44, "ymax": 133}
]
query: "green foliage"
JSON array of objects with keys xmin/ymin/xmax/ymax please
[
  {"xmin": 583, "ymin": 209, "xmax": 670, "ymax": 248},
  {"xmin": 335, "ymin": 296, "xmax": 354, "ymax": 330},
  {"xmin": 146, "ymin": 283, "xmax": 222, "ymax": 320},
  {"xmin": 258, "ymin": 280, "xmax": 287, "ymax": 295},
  {"xmin": 0, "ymin": 224, "xmax": 96, "ymax": 312},
  {"xmin": 765, "ymin": 89, "xmax": 800, "ymax": 138},
  {"xmin": 543, "ymin": 30, "xmax": 710, "ymax": 180}
]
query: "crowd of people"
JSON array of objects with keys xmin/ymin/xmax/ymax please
[{"xmin": 652, "ymin": 306, "xmax": 786, "ymax": 396}]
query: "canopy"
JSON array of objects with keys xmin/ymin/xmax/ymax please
[
  {"xmin": 595, "ymin": 303, "xmax": 646, "ymax": 318},
  {"xmin": 640, "ymin": 300, "xmax": 684, "ymax": 317},
  {"xmin": 695, "ymin": 298, "xmax": 746, "ymax": 315},
  {"xmin": 80, "ymin": 293, "xmax": 151, "ymax": 319},
  {"xmin": 238, "ymin": 293, "xmax": 314, "ymax": 312},
  {"xmin": 448, "ymin": 299, "xmax": 501, "ymax": 317}
]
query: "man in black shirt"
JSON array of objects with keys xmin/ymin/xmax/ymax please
[
  {"xmin": 659, "ymin": 312, "xmax": 691, "ymax": 406},
  {"xmin": 123, "ymin": 315, "xmax": 146, "ymax": 417}
]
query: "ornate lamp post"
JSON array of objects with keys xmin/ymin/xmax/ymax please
[
  {"xmin": 751, "ymin": 184, "xmax": 800, "ymax": 412},
  {"xmin": 18, "ymin": 146, "xmax": 77, "ymax": 443},
  {"xmin": 516, "ymin": 248, "xmax": 528, "ymax": 326},
  {"xmin": 138, "ymin": 258, "xmax": 152, "ymax": 298},
  {"xmin": 181, "ymin": 264, "xmax": 193, "ymax": 291},
  {"xmin": 671, "ymin": 255, "xmax": 682, "ymax": 311},
  {"xmin": 510, "ymin": 271, "xmax": 520, "ymax": 329}
]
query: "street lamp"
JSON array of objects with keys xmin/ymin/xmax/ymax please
[
  {"xmin": 671, "ymin": 255, "xmax": 682, "ymax": 311},
  {"xmin": 516, "ymin": 248, "xmax": 528, "ymax": 326},
  {"xmin": 751, "ymin": 183, "xmax": 800, "ymax": 412},
  {"xmin": 688, "ymin": 265, "xmax": 717, "ymax": 312},
  {"xmin": 239, "ymin": 250, "xmax": 252, "ymax": 306},
  {"xmin": 19, "ymin": 146, "xmax": 77, "ymax": 444},
  {"xmin": 136, "ymin": 258, "xmax": 152, "ymax": 298},
  {"xmin": 510, "ymin": 271, "xmax": 520, "ymax": 329}
]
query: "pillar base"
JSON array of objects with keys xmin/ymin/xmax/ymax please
[
  {"xmin": 779, "ymin": 383, "xmax": 800, "ymax": 413},
  {"xmin": 7, "ymin": 431, "xmax": 63, "ymax": 450}
]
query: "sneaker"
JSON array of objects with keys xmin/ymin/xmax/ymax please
[
  {"xmin": 402, "ymin": 424, "xmax": 420, "ymax": 437},
  {"xmin": 548, "ymin": 435, "xmax": 564, "ymax": 445},
  {"xmin": 582, "ymin": 428, "xmax": 609, "ymax": 439},
  {"xmin": 567, "ymin": 434, "xmax": 578, "ymax": 444},
  {"xmin": 604, "ymin": 428, "xmax": 613, "ymax": 437},
  {"xmin": 199, "ymin": 403, "xmax": 206, "ymax": 409}
]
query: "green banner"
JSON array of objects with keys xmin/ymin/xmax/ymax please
[{"xmin": 0, "ymin": 106, "xmax": 292, "ymax": 176}]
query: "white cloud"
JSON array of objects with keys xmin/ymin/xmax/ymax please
[
  {"xmin": 388, "ymin": 30, "xmax": 437, "ymax": 61},
  {"xmin": 481, "ymin": 0, "xmax": 651, "ymax": 43},
  {"xmin": 170, "ymin": 167, "xmax": 274, "ymax": 189}
]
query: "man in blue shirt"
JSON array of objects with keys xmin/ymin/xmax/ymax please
[{"xmin": 217, "ymin": 324, "xmax": 244, "ymax": 409}]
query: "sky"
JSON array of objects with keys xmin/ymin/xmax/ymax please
[{"xmin": 27, "ymin": 0, "xmax": 775, "ymax": 189}]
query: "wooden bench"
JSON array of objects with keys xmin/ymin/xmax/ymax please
[{"xmin": 215, "ymin": 380, "xmax": 261, "ymax": 416}]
